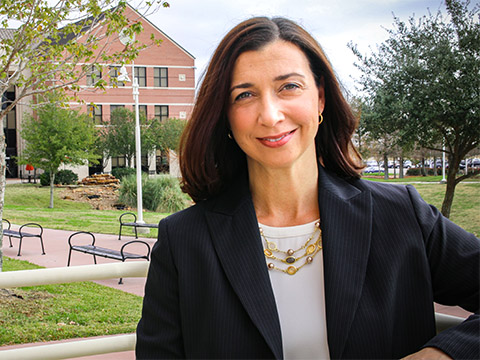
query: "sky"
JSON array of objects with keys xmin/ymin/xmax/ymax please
[{"xmin": 144, "ymin": 0, "xmax": 447, "ymax": 95}]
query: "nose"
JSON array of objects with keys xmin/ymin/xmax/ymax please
[{"xmin": 258, "ymin": 94, "xmax": 284, "ymax": 127}]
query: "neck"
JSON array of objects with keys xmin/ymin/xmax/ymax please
[{"xmin": 249, "ymin": 159, "xmax": 319, "ymax": 227}]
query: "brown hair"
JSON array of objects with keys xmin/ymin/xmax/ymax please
[{"xmin": 179, "ymin": 17, "xmax": 362, "ymax": 202}]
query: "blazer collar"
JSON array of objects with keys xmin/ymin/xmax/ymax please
[{"xmin": 204, "ymin": 166, "xmax": 372, "ymax": 360}]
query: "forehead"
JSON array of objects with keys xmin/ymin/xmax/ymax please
[{"xmin": 231, "ymin": 40, "xmax": 313, "ymax": 81}]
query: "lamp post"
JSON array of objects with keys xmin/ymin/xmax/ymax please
[
  {"xmin": 118, "ymin": 64, "xmax": 144, "ymax": 224},
  {"xmin": 441, "ymin": 143, "xmax": 447, "ymax": 184}
]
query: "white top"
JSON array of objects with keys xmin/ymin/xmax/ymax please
[{"xmin": 259, "ymin": 220, "xmax": 330, "ymax": 360}]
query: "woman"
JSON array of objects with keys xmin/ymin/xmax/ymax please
[{"xmin": 136, "ymin": 17, "xmax": 479, "ymax": 359}]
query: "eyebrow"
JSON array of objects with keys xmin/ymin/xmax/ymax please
[{"xmin": 229, "ymin": 72, "xmax": 305, "ymax": 93}]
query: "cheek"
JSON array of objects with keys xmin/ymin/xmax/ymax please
[
  {"xmin": 291, "ymin": 103, "xmax": 318, "ymax": 126},
  {"xmin": 228, "ymin": 108, "xmax": 254, "ymax": 135}
]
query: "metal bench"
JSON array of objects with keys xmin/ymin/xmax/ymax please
[
  {"xmin": 2, "ymin": 219, "xmax": 45, "ymax": 256},
  {"xmin": 118, "ymin": 212, "xmax": 158, "ymax": 240},
  {"xmin": 67, "ymin": 231, "xmax": 150, "ymax": 284}
]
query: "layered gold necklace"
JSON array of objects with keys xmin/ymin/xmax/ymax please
[{"xmin": 259, "ymin": 221, "xmax": 322, "ymax": 275}]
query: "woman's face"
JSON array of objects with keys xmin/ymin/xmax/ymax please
[{"xmin": 227, "ymin": 40, "xmax": 325, "ymax": 172}]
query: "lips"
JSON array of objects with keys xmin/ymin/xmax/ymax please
[{"xmin": 257, "ymin": 129, "xmax": 296, "ymax": 147}]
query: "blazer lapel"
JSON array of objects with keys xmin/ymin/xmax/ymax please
[
  {"xmin": 318, "ymin": 166, "xmax": 373, "ymax": 359},
  {"xmin": 205, "ymin": 175, "xmax": 283, "ymax": 359}
]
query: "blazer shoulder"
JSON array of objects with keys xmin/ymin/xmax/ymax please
[
  {"xmin": 159, "ymin": 200, "xmax": 208, "ymax": 229},
  {"xmin": 355, "ymin": 178, "xmax": 440, "ymax": 226},
  {"xmin": 356, "ymin": 177, "xmax": 417, "ymax": 204}
]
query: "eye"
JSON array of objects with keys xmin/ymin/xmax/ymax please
[
  {"xmin": 282, "ymin": 83, "xmax": 301, "ymax": 91},
  {"xmin": 234, "ymin": 91, "xmax": 252, "ymax": 101}
]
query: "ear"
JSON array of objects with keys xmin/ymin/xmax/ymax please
[{"xmin": 318, "ymin": 77, "xmax": 326, "ymax": 114}]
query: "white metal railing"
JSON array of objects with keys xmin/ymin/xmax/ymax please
[
  {"xmin": 0, "ymin": 262, "xmax": 149, "ymax": 360},
  {"xmin": 0, "ymin": 261, "xmax": 149, "ymax": 288},
  {"xmin": 0, "ymin": 334, "xmax": 136, "ymax": 360},
  {"xmin": 0, "ymin": 262, "xmax": 466, "ymax": 359}
]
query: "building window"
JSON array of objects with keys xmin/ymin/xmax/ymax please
[
  {"xmin": 111, "ymin": 156, "xmax": 126, "ymax": 168},
  {"xmin": 86, "ymin": 65, "xmax": 102, "ymax": 86},
  {"xmin": 135, "ymin": 67, "xmax": 147, "ymax": 87},
  {"xmin": 109, "ymin": 66, "xmax": 125, "ymax": 87},
  {"xmin": 155, "ymin": 105, "xmax": 169, "ymax": 121},
  {"xmin": 6, "ymin": 107, "xmax": 15, "ymax": 129},
  {"xmin": 110, "ymin": 105, "xmax": 125, "ymax": 114},
  {"xmin": 88, "ymin": 104, "xmax": 103, "ymax": 124},
  {"xmin": 139, "ymin": 105, "xmax": 147, "ymax": 117},
  {"xmin": 154, "ymin": 67, "xmax": 168, "ymax": 87}
]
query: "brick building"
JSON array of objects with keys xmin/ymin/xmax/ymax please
[{"xmin": 3, "ymin": 4, "xmax": 195, "ymax": 179}]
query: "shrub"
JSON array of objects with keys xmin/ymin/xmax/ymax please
[
  {"xmin": 406, "ymin": 167, "xmax": 451, "ymax": 176},
  {"xmin": 406, "ymin": 168, "xmax": 422, "ymax": 176},
  {"xmin": 39, "ymin": 172, "xmax": 49, "ymax": 186},
  {"xmin": 119, "ymin": 174, "xmax": 190, "ymax": 213},
  {"xmin": 111, "ymin": 167, "xmax": 136, "ymax": 181},
  {"xmin": 39, "ymin": 169, "xmax": 78, "ymax": 186}
]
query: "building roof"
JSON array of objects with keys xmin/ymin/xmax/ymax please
[
  {"xmin": 54, "ymin": 4, "xmax": 195, "ymax": 60},
  {"xmin": 0, "ymin": 29, "xmax": 16, "ymax": 40},
  {"xmin": 127, "ymin": 4, "xmax": 195, "ymax": 60},
  {"xmin": 0, "ymin": 6, "xmax": 194, "ymax": 60}
]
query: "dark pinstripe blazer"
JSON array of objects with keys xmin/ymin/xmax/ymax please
[{"xmin": 136, "ymin": 165, "xmax": 479, "ymax": 359}]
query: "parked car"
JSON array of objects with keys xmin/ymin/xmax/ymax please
[
  {"xmin": 435, "ymin": 160, "xmax": 448, "ymax": 169},
  {"xmin": 364, "ymin": 165, "xmax": 380, "ymax": 174}
]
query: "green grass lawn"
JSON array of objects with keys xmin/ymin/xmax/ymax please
[
  {"xmin": 1, "ymin": 184, "xmax": 163, "ymax": 347},
  {"xmin": 363, "ymin": 175, "xmax": 479, "ymax": 236},
  {"xmin": 363, "ymin": 174, "xmax": 480, "ymax": 183},
  {"xmin": 0, "ymin": 257, "xmax": 143, "ymax": 346},
  {"xmin": 4, "ymin": 184, "xmax": 168, "ymax": 238}
]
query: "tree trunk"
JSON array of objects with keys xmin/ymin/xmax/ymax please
[
  {"xmin": 399, "ymin": 156, "xmax": 404, "ymax": 179},
  {"xmin": 49, "ymin": 172, "xmax": 56, "ymax": 209},
  {"xmin": 441, "ymin": 170, "xmax": 456, "ymax": 218},
  {"xmin": 421, "ymin": 157, "xmax": 426, "ymax": 176},
  {"xmin": 383, "ymin": 154, "xmax": 389, "ymax": 180},
  {"xmin": 0, "ymin": 133, "xmax": 5, "ymax": 272},
  {"xmin": 433, "ymin": 156, "xmax": 438, "ymax": 176},
  {"xmin": 441, "ymin": 154, "xmax": 461, "ymax": 218}
]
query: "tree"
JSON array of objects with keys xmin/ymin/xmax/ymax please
[
  {"xmin": 152, "ymin": 117, "xmax": 187, "ymax": 153},
  {"xmin": 350, "ymin": 0, "xmax": 480, "ymax": 217},
  {"xmin": 0, "ymin": 0, "xmax": 168, "ymax": 270},
  {"xmin": 349, "ymin": 97, "xmax": 367, "ymax": 158},
  {"xmin": 18, "ymin": 93, "xmax": 99, "ymax": 208},
  {"xmin": 98, "ymin": 107, "xmax": 156, "ymax": 168}
]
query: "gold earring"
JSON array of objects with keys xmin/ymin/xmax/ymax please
[{"xmin": 318, "ymin": 113, "xmax": 323, "ymax": 125}]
